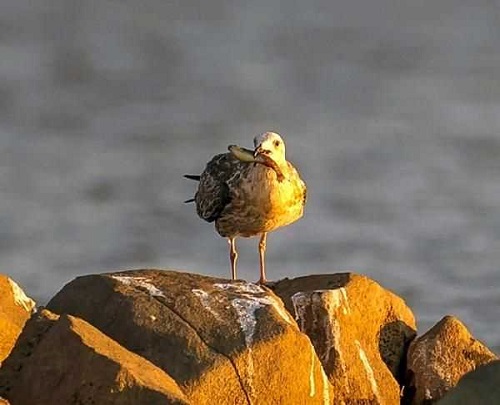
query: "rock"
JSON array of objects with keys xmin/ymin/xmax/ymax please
[
  {"xmin": 271, "ymin": 273, "xmax": 416, "ymax": 404},
  {"xmin": 0, "ymin": 309, "xmax": 189, "ymax": 405},
  {"xmin": 438, "ymin": 360, "xmax": 500, "ymax": 404},
  {"xmin": 0, "ymin": 275, "xmax": 35, "ymax": 364},
  {"xmin": 46, "ymin": 269, "xmax": 333, "ymax": 404},
  {"xmin": 406, "ymin": 315, "xmax": 498, "ymax": 404}
]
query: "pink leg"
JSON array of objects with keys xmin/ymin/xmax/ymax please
[
  {"xmin": 258, "ymin": 232, "xmax": 267, "ymax": 284},
  {"xmin": 228, "ymin": 237, "xmax": 238, "ymax": 280}
]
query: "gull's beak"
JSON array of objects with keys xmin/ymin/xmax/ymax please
[
  {"xmin": 253, "ymin": 148, "xmax": 285, "ymax": 182},
  {"xmin": 254, "ymin": 146, "xmax": 268, "ymax": 158}
]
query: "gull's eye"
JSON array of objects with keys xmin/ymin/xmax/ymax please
[{"xmin": 274, "ymin": 140, "xmax": 280, "ymax": 147}]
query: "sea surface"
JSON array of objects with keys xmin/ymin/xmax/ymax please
[{"xmin": 1, "ymin": 0, "xmax": 500, "ymax": 351}]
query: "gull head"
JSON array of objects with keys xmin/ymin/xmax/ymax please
[{"xmin": 253, "ymin": 132, "xmax": 286, "ymax": 165}]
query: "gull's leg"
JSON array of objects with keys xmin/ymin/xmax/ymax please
[
  {"xmin": 258, "ymin": 232, "xmax": 268, "ymax": 284},
  {"xmin": 228, "ymin": 237, "xmax": 238, "ymax": 280}
]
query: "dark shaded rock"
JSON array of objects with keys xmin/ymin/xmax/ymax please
[
  {"xmin": 438, "ymin": 360, "xmax": 500, "ymax": 404},
  {"xmin": 0, "ymin": 309, "xmax": 189, "ymax": 405},
  {"xmin": 271, "ymin": 273, "xmax": 416, "ymax": 404},
  {"xmin": 0, "ymin": 275, "xmax": 35, "ymax": 364},
  {"xmin": 47, "ymin": 269, "xmax": 333, "ymax": 404},
  {"xmin": 406, "ymin": 315, "xmax": 497, "ymax": 404}
]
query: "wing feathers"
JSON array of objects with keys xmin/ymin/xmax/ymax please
[
  {"xmin": 184, "ymin": 174, "xmax": 201, "ymax": 181},
  {"xmin": 194, "ymin": 153, "xmax": 240, "ymax": 223}
]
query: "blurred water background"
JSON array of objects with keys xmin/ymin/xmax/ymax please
[{"xmin": 1, "ymin": 0, "xmax": 500, "ymax": 350}]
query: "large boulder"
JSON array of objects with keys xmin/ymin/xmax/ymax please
[
  {"xmin": 437, "ymin": 360, "xmax": 500, "ymax": 404},
  {"xmin": 271, "ymin": 273, "xmax": 416, "ymax": 404},
  {"xmin": 0, "ymin": 309, "xmax": 189, "ymax": 404},
  {"xmin": 406, "ymin": 315, "xmax": 497, "ymax": 404},
  {"xmin": 46, "ymin": 269, "xmax": 333, "ymax": 404},
  {"xmin": 0, "ymin": 275, "xmax": 35, "ymax": 364},
  {"xmin": 0, "ymin": 309, "xmax": 189, "ymax": 405}
]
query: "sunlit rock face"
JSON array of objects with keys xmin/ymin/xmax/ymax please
[
  {"xmin": 44, "ymin": 269, "xmax": 333, "ymax": 404},
  {"xmin": 271, "ymin": 273, "xmax": 416, "ymax": 404},
  {"xmin": 1, "ymin": 269, "xmax": 496, "ymax": 405},
  {"xmin": 0, "ymin": 309, "xmax": 189, "ymax": 405},
  {"xmin": 0, "ymin": 275, "xmax": 35, "ymax": 364},
  {"xmin": 406, "ymin": 315, "xmax": 497, "ymax": 404}
]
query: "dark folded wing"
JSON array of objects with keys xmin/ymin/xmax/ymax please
[{"xmin": 195, "ymin": 153, "xmax": 241, "ymax": 222}]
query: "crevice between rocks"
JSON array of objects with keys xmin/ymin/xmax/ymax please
[{"xmin": 135, "ymin": 287, "xmax": 252, "ymax": 405}]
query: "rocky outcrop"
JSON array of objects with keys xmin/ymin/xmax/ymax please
[
  {"xmin": 0, "ymin": 309, "xmax": 189, "ymax": 405},
  {"xmin": 406, "ymin": 315, "xmax": 498, "ymax": 404},
  {"xmin": 1, "ymin": 269, "xmax": 497, "ymax": 405},
  {"xmin": 272, "ymin": 273, "xmax": 416, "ymax": 404},
  {"xmin": 45, "ymin": 270, "xmax": 333, "ymax": 404},
  {"xmin": 438, "ymin": 360, "xmax": 500, "ymax": 404},
  {"xmin": 0, "ymin": 275, "xmax": 35, "ymax": 364}
]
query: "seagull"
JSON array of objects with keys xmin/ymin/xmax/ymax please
[{"xmin": 184, "ymin": 132, "xmax": 307, "ymax": 284}]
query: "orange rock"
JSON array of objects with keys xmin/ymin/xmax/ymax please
[
  {"xmin": 0, "ymin": 309, "xmax": 189, "ymax": 405},
  {"xmin": 47, "ymin": 269, "xmax": 334, "ymax": 404},
  {"xmin": 0, "ymin": 275, "xmax": 35, "ymax": 363},
  {"xmin": 406, "ymin": 315, "xmax": 498, "ymax": 404},
  {"xmin": 272, "ymin": 273, "xmax": 416, "ymax": 404}
]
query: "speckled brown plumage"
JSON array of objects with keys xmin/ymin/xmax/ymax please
[{"xmin": 185, "ymin": 132, "xmax": 306, "ymax": 283}]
